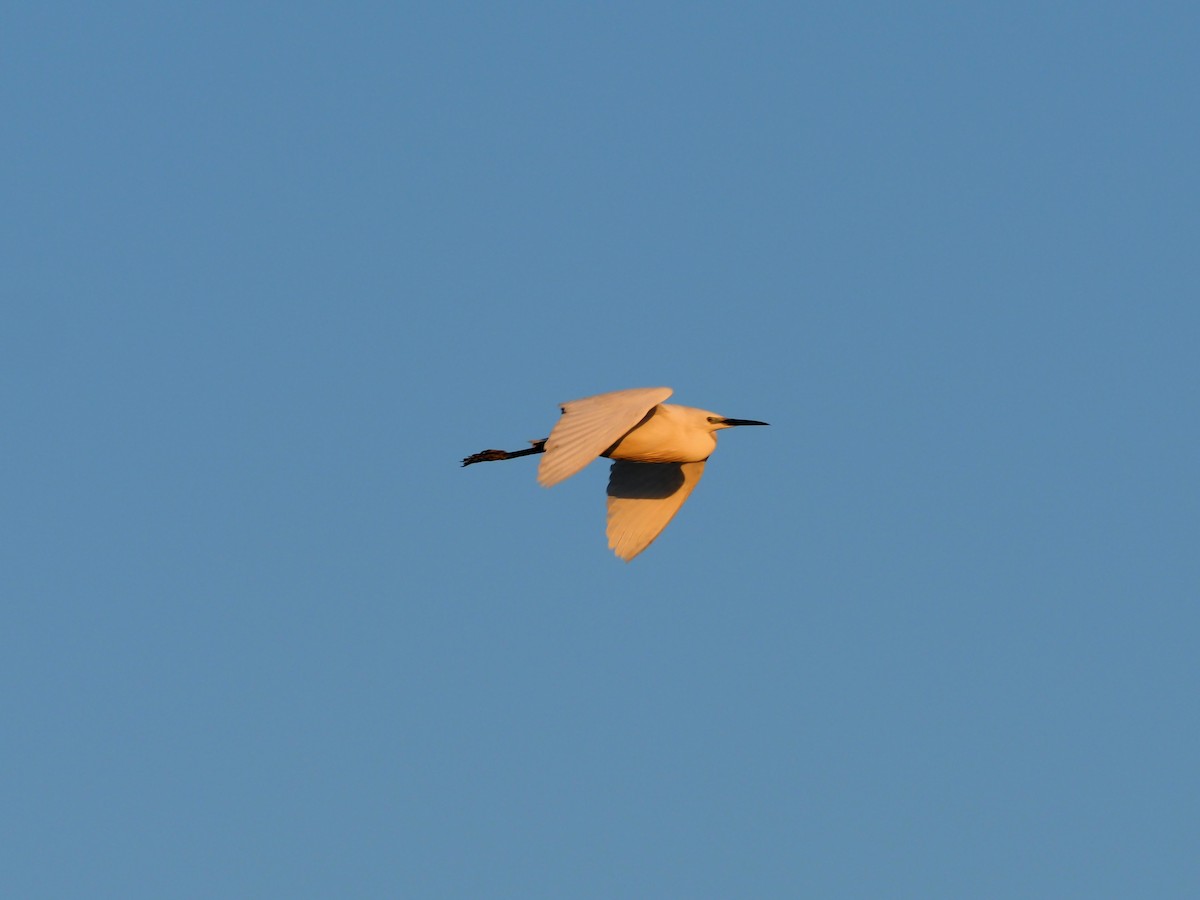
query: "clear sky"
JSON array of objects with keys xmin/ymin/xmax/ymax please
[{"xmin": 4, "ymin": 3, "xmax": 1197, "ymax": 897}]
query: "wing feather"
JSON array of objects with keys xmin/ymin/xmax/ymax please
[
  {"xmin": 537, "ymin": 387, "xmax": 672, "ymax": 487},
  {"xmin": 605, "ymin": 460, "xmax": 705, "ymax": 561}
]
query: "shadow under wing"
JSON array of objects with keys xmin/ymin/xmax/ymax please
[{"xmin": 605, "ymin": 460, "xmax": 706, "ymax": 561}]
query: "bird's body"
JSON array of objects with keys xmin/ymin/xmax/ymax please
[
  {"xmin": 602, "ymin": 403, "xmax": 720, "ymax": 464},
  {"xmin": 463, "ymin": 387, "xmax": 768, "ymax": 561}
]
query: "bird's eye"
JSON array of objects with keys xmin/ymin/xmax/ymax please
[{"xmin": 706, "ymin": 416, "xmax": 720, "ymax": 423}]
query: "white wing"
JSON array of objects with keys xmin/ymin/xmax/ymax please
[
  {"xmin": 537, "ymin": 387, "xmax": 672, "ymax": 487},
  {"xmin": 605, "ymin": 460, "xmax": 705, "ymax": 561}
]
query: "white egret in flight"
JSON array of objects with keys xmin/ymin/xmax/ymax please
[{"xmin": 462, "ymin": 387, "xmax": 769, "ymax": 561}]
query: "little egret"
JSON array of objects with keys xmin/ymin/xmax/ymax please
[{"xmin": 462, "ymin": 387, "xmax": 768, "ymax": 560}]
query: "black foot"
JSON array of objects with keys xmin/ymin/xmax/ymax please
[{"xmin": 462, "ymin": 449, "xmax": 511, "ymax": 466}]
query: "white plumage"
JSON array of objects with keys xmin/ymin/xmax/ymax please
[
  {"xmin": 538, "ymin": 387, "xmax": 672, "ymax": 487},
  {"xmin": 463, "ymin": 387, "xmax": 768, "ymax": 561}
]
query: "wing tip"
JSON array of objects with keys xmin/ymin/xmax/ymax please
[{"xmin": 608, "ymin": 536, "xmax": 645, "ymax": 562}]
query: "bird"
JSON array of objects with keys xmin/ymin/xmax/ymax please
[{"xmin": 462, "ymin": 387, "xmax": 768, "ymax": 561}]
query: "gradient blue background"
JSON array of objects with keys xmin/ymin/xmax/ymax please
[{"xmin": 4, "ymin": 3, "xmax": 1197, "ymax": 897}]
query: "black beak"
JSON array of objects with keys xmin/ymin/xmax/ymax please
[{"xmin": 720, "ymin": 418, "xmax": 770, "ymax": 427}]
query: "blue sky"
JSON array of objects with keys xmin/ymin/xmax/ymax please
[{"xmin": 4, "ymin": 2, "xmax": 1197, "ymax": 897}]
